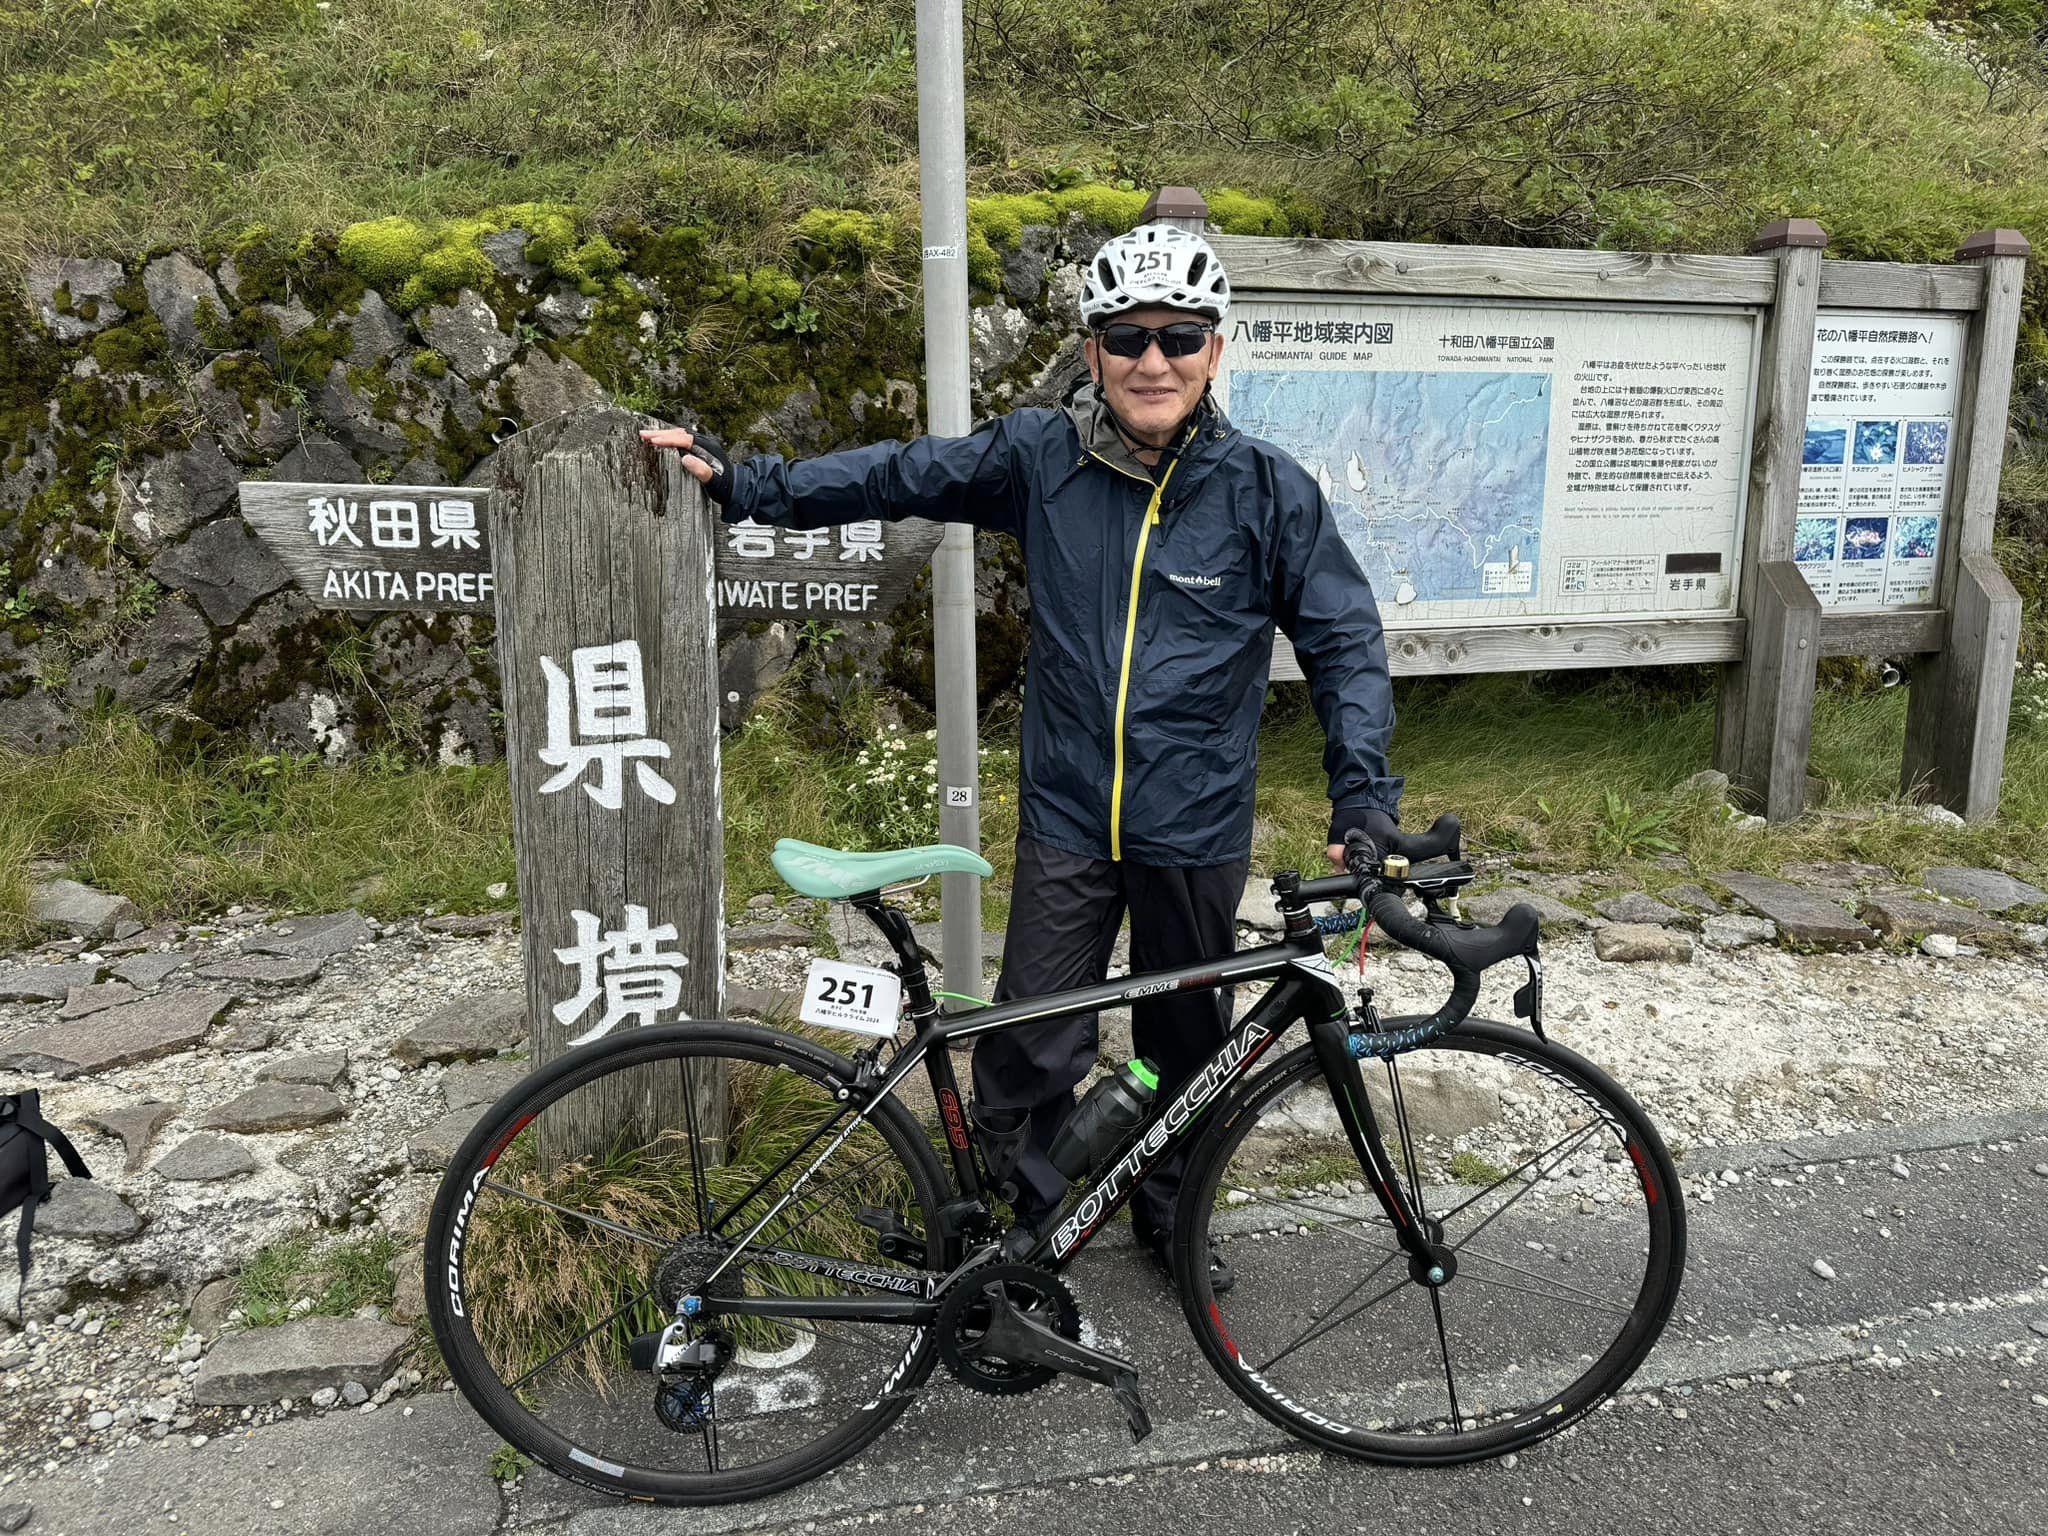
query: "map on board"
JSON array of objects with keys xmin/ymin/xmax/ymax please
[{"xmin": 1226, "ymin": 369, "xmax": 1552, "ymax": 605}]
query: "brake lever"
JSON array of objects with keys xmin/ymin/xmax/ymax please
[{"xmin": 1512, "ymin": 952, "xmax": 1547, "ymax": 1041}]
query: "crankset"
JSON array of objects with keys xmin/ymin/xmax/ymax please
[{"xmin": 934, "ymin": 1262, "xmax": 1152, "ymax": 1440}]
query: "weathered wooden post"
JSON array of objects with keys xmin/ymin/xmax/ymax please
[
  {"xmin": 1900, "ymin": 230, "xmax": 2030, "ymax": 819},
  {"xmin": 1712, "ymin": 218, "xmax": 1827, "ymax": 819},
  {"xmin": 488, "ymin": 405, "xmax": 725, "ymax": 1162}
]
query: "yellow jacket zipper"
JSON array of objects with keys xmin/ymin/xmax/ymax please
[{"xmin": 1107, "ymin": 458, "xmax": 1178, "ymax": 862}]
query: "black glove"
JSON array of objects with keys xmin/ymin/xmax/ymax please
[
  {"xmin": 682, "ymin": 428, "xmax": 735, "ymax": 507},
  {"xmin": 1329, "ymin": 804, "xmax": 1398, "ymax": 857}
]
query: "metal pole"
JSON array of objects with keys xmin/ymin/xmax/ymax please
[{"xmin": 916, "ymin": 0, "xmax": 982, "ymax": 999}]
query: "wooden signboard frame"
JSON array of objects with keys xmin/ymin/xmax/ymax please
[{"xmin": 1204, "ymin": 207, "xmax": 2028, "ymax": 820}]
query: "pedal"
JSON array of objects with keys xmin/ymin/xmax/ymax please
[
  {"xmin": 1110, "ymin": 1368, "xmax": 1153, "ymax": 1442},
  {"xmin": 856, "ymin": 1205, "xmax": 927, "ymax": 1266}
]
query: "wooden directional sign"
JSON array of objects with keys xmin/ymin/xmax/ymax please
[
  {"xmin": 239, "ymin": 481, "xmax": 498, "ymax": 614},
  {"xmin": 238, "ymin": 415, "xmax": 943, "ymax": 625}
]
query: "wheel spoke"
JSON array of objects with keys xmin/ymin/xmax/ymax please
[
  {"xmin": 1439, "ymin": 1124, "xmax": 1606, "ymax": 1255},
  {"xmin": 505, "ymin": 1284, "xmax": 659, "ymax": 1395},
  {"xmin": 1428, "ymin": 1286, "xmax": 1461, "ymax": 1428},
  {"xmin": 1452, "ymin": 1267, "xmax": 1636, "ymax": 1318},
  {"xmin": 481, "ymin": 1180, "xmax": 672, "ymax": 1251},
  {"xmin": 1259, "ymin": 1263, "xmax": 1410, "ymax": 1372},
  {"xmin": 1436, "ymin": 1123, "xmax": 1605, "ymax": 1225},
  {"xmin": 1222, "ymin": 1184, "xmax": 1400, "ymax": 1247},
  {"xmin": 703, "ymin": 1378, "xmax": 721, "ymax": 1472},
  {"xmin": 758, "ymin": 1143, "xmax": 901, "ymax": 1251},
  {"xmin": 680, "ymin": 1055, "xmax": 712, "ymax": 1231},
  {"xmin": 1454, "ymin": 1245, "xmax": 1635, "ymax": 1314}
]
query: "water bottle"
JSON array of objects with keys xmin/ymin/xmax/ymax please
[{"xmin": 1048, "ymin": 1059, "xmax": 1159, "ymax": 1182}]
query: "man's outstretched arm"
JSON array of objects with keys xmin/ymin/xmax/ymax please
[{"xmin": 640, "ymin": 417, "xmax": 1026, "ymax": 535}]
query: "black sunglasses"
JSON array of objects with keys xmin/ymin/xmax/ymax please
[{"xmin": 1094, "ymin": 321, "xmax": 1215, "ymax": 359}]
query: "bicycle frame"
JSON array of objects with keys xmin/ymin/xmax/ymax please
[{"xmin": 698, "ymin": 891, "xmax": 1446, "ymax": 1334}]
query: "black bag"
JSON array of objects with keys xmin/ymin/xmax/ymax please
[{"xmin": 1, "ymin": 1090, "xmax": 91, "ymax": 1314}]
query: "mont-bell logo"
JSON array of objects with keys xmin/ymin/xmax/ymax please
[{"xmin": 1167, "ymin": 572, "xmax": 1222, "ymax": 589}]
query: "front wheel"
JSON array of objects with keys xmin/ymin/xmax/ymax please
[
  {"xmin": 425, "ymin": 1021, "xmax": 954, "ymax": 1505},
  {"xmin": 1174, "ymin": 1019, "xmax": 1684, "ymax": 1463}
]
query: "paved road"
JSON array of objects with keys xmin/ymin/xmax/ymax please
[{"xmin": 11, "ymin": 1112, "xmax": 2046, "ymax": 1536}]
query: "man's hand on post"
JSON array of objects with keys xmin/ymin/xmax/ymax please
[{"xmin": 637, "ymin": 425, "xmax": 734, "ymax": 505}]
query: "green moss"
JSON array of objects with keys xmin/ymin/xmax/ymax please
[
  {"xmin": 569, "ymin": 237, "xmax": 623, "ymax": 281},
  {"xmin": 793, "ymin": 208, "xmax": 896, "ymax": 264},
  {"xmin": 969, "ymin": 193, "xmax": 1060, "ymax": 251},
  {"xmin": 275, "ymin": 322, "xmax": 351, "ymax": 390},
  {"xmin": 210, "ymin": 353, "xmax": 280, "ymax": 418},
  {"xmin": 337, "ymin": 216, "xmax": 437, "ymax": 287},
  {"xmin": 191, "ymin": 295, "xmax": 236, "ymax": 351},
  {"xmin": 87, "ymin": 315, "xmax": 167, "ymax": 375},
  {"xmin": 1206, "ymin": 189, "xmax": 1299, "ymax": 236},
  {"xmin": 335, "ymin": 204, "xmax": 638, "ymax": 311},
  {"xmin": 412, "ymin": 349, "xmax": 449, "ymax": 380},
  {"xmin": 1046, "ymin": 185, "xmax": 1149, "ymax": 233},
  {"xmin": 411, "ymin": 237, "xmax": 494, "ymax": 309}
]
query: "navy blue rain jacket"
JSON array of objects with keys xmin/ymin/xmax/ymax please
[{"xmin": 723, "ymin": 388, "xmax": 1402, "ymax": 867}]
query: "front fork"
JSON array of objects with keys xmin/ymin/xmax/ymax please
[{"xmin": 1305, "ymin": 1010, "xmax": 1457, "ymax": 1287}]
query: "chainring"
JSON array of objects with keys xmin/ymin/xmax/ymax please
[{"xmin": 934, "ymin": 1261, "xmax": 1081, "ymax": 1396}]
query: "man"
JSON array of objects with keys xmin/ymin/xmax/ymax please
[{"xmin": 641, "ymin": 222, "xmax": 1400, "ymax": 1289}]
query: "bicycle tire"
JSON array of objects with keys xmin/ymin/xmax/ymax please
[
  {"xmin": 1173, "ymin": 1018, "xmax": 1685, "ymax": 1464},
  {"xmin": 425, "ymin": 1020, "xmax": 955, "ymax": 1505}
]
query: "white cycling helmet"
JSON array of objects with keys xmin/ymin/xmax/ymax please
[{"xmin": 1079, "ymin": 223, "xmax": 1231, "ymax": 327}]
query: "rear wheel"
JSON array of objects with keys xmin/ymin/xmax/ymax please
[
  {"xmin": 425, "ymin": 1022, "xmax": 953, "ymax": 1505},
  {"xmin": 1175, "ymin": 1019, "xmax": 1684, "ymax": 1463}
]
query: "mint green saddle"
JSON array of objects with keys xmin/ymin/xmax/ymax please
[{"xmin": 771, "ymin": 838, "xmax": 994, "ymax": 900}]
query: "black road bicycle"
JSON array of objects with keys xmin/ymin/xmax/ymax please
[{"xmin": 426, "ymin": 816, "xmax": 1686, "ymax": 1505}]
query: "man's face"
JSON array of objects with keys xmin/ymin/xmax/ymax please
[{"xmin": 1085, "ymin": 305, "xmax": 1224, "ymax": 446}]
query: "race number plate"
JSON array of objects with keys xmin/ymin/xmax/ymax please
[{"xmin": 799, "ymin": 959, "xmax": 903, "ymax": 1038}]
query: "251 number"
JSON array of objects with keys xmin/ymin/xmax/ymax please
[{"xmin": 815, "ymin": 976, "xmax": 877, "ymax": 1010}]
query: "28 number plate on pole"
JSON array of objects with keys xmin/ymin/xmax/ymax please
[{"xmin": 799, "ymin": 959, "xmax": 903, "ymax": 1038}]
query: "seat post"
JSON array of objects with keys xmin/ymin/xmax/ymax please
[{"xmin": 850, "ymin": 894, "xmax": 938, "ymax": 1013}]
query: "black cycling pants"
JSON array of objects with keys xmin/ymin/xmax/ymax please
[{"xmin": 970, "ymin": 835, "xmax": 1248, "ymax": 1239}]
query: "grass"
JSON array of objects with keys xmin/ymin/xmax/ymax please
[
  {"xmin": 234, "ymin": 1231, "xmax": 402, "ymax": 1328},
  {"xmin": 4, "ymin": 668, "xmax": 2047, "ymax": 947},
  {"xmin": 0, "ymin": 720, "xmax": 516, "ymax": 945},
  {"xmin": 1447, "ymin": 1150, "xmax": 1510, "ymax": 1186}
]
